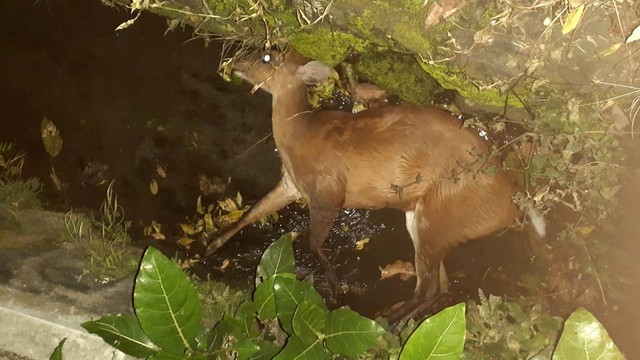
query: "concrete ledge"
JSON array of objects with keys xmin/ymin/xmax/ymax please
[{"xmin": 0, "ymin": 286, "xmax": 133, "ymax": 360}]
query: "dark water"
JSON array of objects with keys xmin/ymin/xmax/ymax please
[{"xmin": 1, "ymin": 0, "xmax": 638, "ymax": 357}]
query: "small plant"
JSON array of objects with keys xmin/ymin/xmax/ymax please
[
  {"xmin": 65, "ymin": 181, "xmax": 136, "ymax": 281},
  {"xmin": 0, "ymin": 143, "xmax": 42, "ymax": 215},
  {"xmin": 463, "ymin": 289, "xmax": 562, "ymax": 359},
  {"xmin": 193, "ymin": 276, "xmax": 250, "ymax": 326}
]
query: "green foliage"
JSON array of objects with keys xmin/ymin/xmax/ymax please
[
  {"xmin": 255, "ymin": 232, "xmax": 295, "ymax": 282},
  {"xmin": 0, "ymin": 177, "xmax": 42, "ymax": 211},
  {"xmin": 463, "ymin": 290, "xmax": 562, "ymax": 360},
  {"xmin": 65, "ymin": 182, "xmax": 136, "ymax": 281},
  {"xmin": 289, "ymin": 28, "xmax": 370, "ymax": 67},
  {"xmin": 513, "ymin": 99, "xmax": 624, "ymax": 219},
  {"xmin": 74, "ymin": 233, "xmax": 624, "ymax": 359},
  {"xmin": 401, "ymin": 303, "xmax": 466, "ymax": 360},
  {"xmin": 134, "ymin": 247, "xmax": 203, "ymax": 354},
  {"xmin": 79, "ymin": 233, "xmax": 467, "ymax": 359},
  {"xmin": 194, "ymin": 278, "xmax": 250, "ymax": 325},
  {"xmin": 82, "ymin": 314, "xmax": 158, "ymax": 357},
  {"xmin": 553, "ymin": 308, "xmax": 624, "ymax": 360},
  {"xmin": 0, "ymin": 144, "xmax": 42, "ymax": 212},
  {"xmin": 49, "ymin": 338, "xmax": 66, "ymax": 360},
  {"xmin": 355, "ymin": 50, "xmax": 440, "ymax": 105}
]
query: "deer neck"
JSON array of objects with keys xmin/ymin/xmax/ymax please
[{"xmin": 271, "ymin": 85, "xmax": 311, "ymax": 143}]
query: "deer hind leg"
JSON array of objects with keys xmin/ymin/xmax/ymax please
[
  {"xmin": 406, "ymin": 200, "xmax": 449, "ymax": 300},
  {"xmin": 307, "ymin": 204, "xmax": 341, "ymax": 300},
  {"xmin": 385, "ymin": 200, "xmax": 450, "ymax": 323}
]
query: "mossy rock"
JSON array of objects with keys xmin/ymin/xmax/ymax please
[{"xmin": 355, "ymin": 50, "xmax": 440, "ymax": 105}]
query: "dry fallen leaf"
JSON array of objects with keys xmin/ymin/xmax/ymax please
[
  {"xmin": 599, "ymin": 43, "xmax": 622, "ymax": 57},
  {"xmin": 178, "ymin": 237, "xmax": 195, "ymax": 246},
  {"xmin": 425, "ymin": 0, "xmax": 468, "ymax": 29},
  {"xmin": 220, "ymin": 259, "xmax": 230, "ymax": 270},
  {"xmin": 606, "ymin": 102, "xmax": 630, "ymax": 131},
  {"xmin": 576, "ymin": 226, "xmax": 594, "ymax": 236},
  {"xmin": 179, "ymin": 223, "xmax": 198, "ymax": 235},
  {"xmin": 150, "ymin": 179, "xmax": 158, "ymax": 195},
  {"xmin": 562, "ymin": 4, "xmax": 585, "ymax": 35},
  {"xmin": 150, "ymin": 232, "xmax": 165, "ymax": 240},
  {"xmin": 156, "ymin": 163, "xmax": 167, "ymax": 178}
]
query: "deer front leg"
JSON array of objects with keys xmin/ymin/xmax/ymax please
[{"xmin": 205, "ymin": 172, "xmax": 301, "ymax": 255}]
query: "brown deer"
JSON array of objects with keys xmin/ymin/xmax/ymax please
[{"xmin": 205, "ymin": 49, "xmax": 545, "ymax": 320}]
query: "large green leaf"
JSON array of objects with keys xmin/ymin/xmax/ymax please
[
  {"xmin": 134, "ymin": 247, "xmax": 202, "ymax": 355},
  {"xmin": 148, "ymin": 350, "xmax": 202, "ymax": 360},
  {"xmin": 292, "ymin": 301, "xmax": 328, "ymax": 345},
  {"xmin": 553, "ymin": 308, "xmax": 624, "ymax": 360},
  {"xmin": 204, "ymin": 316, "xmax": 243, "ymax": 356},
  {"xmin": 49, "ymin": 338, "xmax": 66, "ymax": 360},
  {"xmin": 82, "ymin": 314, "xmax": 159, "ymax": 358},
  {"xmin": 249, "ymin": 340, "xmax": 282, "ymax": 360},
  {"xmin": 256, "ymin": 233, "xmax": 295, "ymax": 283},
  {"xmin": 204, "ymin": 316, "xmax": 261, "ymax": 360},
  {"xmin": 235, "ymin": 301, "xmax": 260, "ymax": 338},
  {"xmin": 274, "ymin": 276, "xmax": 326, "ymax": 334},
  {"xmin": 273, "ymin": 335, "xmax": 325, "ymax": 360},
  {"xmin": 254, "ymin": 276, "xmax": 278, "ymax": 320},
  {"xmin": 325, "ymin": 307, "xmax": 386, "ymax": 356},
  {"xmin": 235, "ymin": 336, "xmax": 260, "ymax": 360},
  {"xmin": 399, "ymin": 302, "xmax": 466, "ymax": 360}
]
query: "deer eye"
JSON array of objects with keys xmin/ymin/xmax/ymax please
[{"xmin": 261, "ymin": 54, "xmax": 271, "ymax": 63}]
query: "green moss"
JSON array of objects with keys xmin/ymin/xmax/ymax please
[
  {"xmin": 279, "ymin": 10, "xmax": 299, "ymax": 31},
  {"xmin": 187, "ymin": 0, "xmax": 524, "ymax": 108},
  {"xmin": 418, "ymin": 61, "xmax": 524, "ymax": 108},
  {"xmin": 342, "ymin": 0, "xmax": 451, "ymax": 55},
  {"xmin": 212, "ymin": 0, "xmax": 238, "ymax": 16},
  {"xmin": 356, "ymin": 51, "xmax": 440, "ymax": 105},
  {"xmin": 290, "ymin": 28, "xmax": 371, "ymax": 66}
]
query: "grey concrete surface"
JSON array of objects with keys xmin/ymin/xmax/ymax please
[
  {"xmin": 0, "ymin": 210, "xmax": 137, "ymax": 360},
  {"xmin": 0, "ymin": 286, "xmax": 133, "ymax": 360}
]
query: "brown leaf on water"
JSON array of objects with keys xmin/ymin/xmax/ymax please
[
  {"xmin": 380, "ymin": 260, "xmax": 416, "ymax": 281},
  {"xmin": 355, "ymin": 237, "xmax": 370, "ymax": 250}
]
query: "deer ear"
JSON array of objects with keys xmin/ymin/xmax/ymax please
[{"xmin": 295, "ymin": 61, "xmax": 333, "ymax": 85}]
